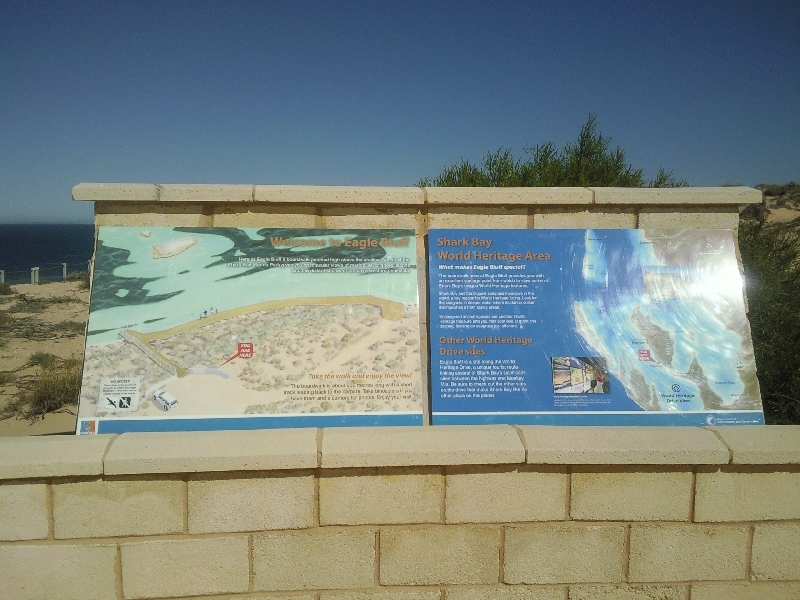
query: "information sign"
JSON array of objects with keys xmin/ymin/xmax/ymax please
[
  {"xmin": 428, "ymin": 229, "xmax": 764, "ymax": 425},
  {"xmin": 77, "ymin": 227, "xmax": 423, "ymax": 433}
]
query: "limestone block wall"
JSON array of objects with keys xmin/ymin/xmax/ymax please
[{"xmin": 0, "ymin": 426, "xmax": 799, "ymax": 599}]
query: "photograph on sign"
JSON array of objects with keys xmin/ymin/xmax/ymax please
[
  {"xmin": 77, "ymin": 227, "xmax": 422, "ymax": 433},
  {"xmin": 428, "ymin": 228, "xmax": 764, "ymax": 426}
]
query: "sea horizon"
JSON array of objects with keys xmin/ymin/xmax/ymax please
[{"xmin": 0, "ymin": 223, "xmax": 96, "ymax": 284}]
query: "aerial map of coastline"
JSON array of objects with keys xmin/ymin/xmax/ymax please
[
  {"xmin": 77, "ymin": 227, "xmax": 422, "ymax": 434},
  {"xmin": 429, "ymin": 228, "xmax": 764, "ymax": 426}
]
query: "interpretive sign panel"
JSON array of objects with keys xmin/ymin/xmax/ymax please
[
  {"xmin": 77, "ymin": 227, "xmax": 422, "ymax": 434},
  {"xmin": 429, "ymin": 229, "xmax": 764, "ymax": 426}
]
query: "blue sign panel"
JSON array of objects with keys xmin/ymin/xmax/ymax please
[{"xmin": 428, "ymin": 229, "xmax": 764, "ymax": 426}]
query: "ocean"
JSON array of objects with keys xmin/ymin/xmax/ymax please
[{"xmin": 0, "ymin": 224, "xmax": 96, "ymax": 284}]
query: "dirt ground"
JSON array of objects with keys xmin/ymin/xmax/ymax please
[{"xmin": 0, "ymin": 281, "xmax": 88, "ymax": 436}]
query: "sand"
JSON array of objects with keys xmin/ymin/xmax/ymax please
[{"xmin": 0, "ymin": 281, "xmax": 89, "ymax": 436}]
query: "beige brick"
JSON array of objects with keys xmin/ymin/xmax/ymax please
[
  {"xmin": 0, "ymin": 544, "xmax": 116, "ymax": 600},
  {"xmin": 518, "ymin": 426, "xmax": 728, "ymax": 465},
  {"xmin": 189, "ymin": 472, "xmax": 314, "ymax": 533},
  {"xmin": 321, "ymin": 425, "xmax": 525, "ymax": 468},
  {"xmin": 571, "ymin": 469, "xmax": 692, "ymax": 521},
  {"xmin": 213, "ymin": 204, "xmax": 317, "ymax": 227},
  {"xmin": 752, "ymin": 523, "xmax": 800, "ymax": 581},
  {"xmin": 104, "ymin": 428, "xmax": 318, "ymax": 474},
  {"xmin": 255, "ymin": 185, "xmax": 423, "ymax": 205},
  {"xmin": 53, "ymin": 478, "xmax": 183, "ymax": 538},
  {"xmin": 94, "ymin": 202, "xmax": 212, "ymax": 226},
  {"xmin": 73, "ymin": 182, "xmax": 159, "ymax": 202},
  {"xmin": 691, "ymin": 582, "xmax": 800, "ymax": 600},
  {"xmin": 253, "ymin": 529, "xmax": 375, "ymax": 590},
  {"xmin": 446, "ymin": 467, "xmax": 567, "ymax": 523},
  {"xmin": 159, "ymin": 183, "xmax": 253, "ymax": 202},
  {"xmin": 569, "ymin": 586, "xmax": 686, "ymax": 600},
  {"xmin": 381, "ymin": 526, "xmax": 500, "ymax": 585},
  {"xmin": 428, "ymin": 207, "xmax": 528, "ymax": 229},
  {"xmin": 445, "ymin": 588, "xmax": 566, "ymax": 599},
  {"xmin": 426, "ymin": 186, "xmax": 592, "ymax": 205},
  {"xmin": 505, "ymin": 524, "xmax": 625, "ymax": 584},
  {"xmin": 121, "ymin": 537, "xmax": 249, "ymax": 598},
  {"xmin": 320, "ymin": 207, "xmax": 419, "ymax": 229},
  {"xmin": 638, "ymin": 208, "xmax": 739, "ymax": 230},
  {"xmin": 695, "ymin": 470, "xmax": 800, "ymax": 521},
  {"xmin": 628, "ymin": 524, "xmax": 748, "ymax": 582},
  {"xmin": 711, "ymin": 425, "xmax": 800, "ymax": 464},
  {"xmin": 591, "ymin": 186, "xmax": 760, "ymax": 205},
  {"xmin": 0, "ymin": 483, "xmax": 48, "ymax": 540},
  {"xmin": 0, "ymin": 434, "xmax": 113, "ymax": 480},
  {"xmin": 320, "ymin": 467, "xmax": 441, "ymax": 525},
  {"xmin": 322, "ymin": 593, "xmax": 441, "ymax": 600},
  {"xmin": 533, "ymin": 210, "xmax": 636, "ymax": 229}
]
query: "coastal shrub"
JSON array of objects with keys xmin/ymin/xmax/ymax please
[
  {"xmin": 416, "ymin": 115, "xmax": 687, "ymax": 188},
  {"xmin": 0, "ymin": 283, "xmax": 12, "ymax": 295},
  {"xmin": 739, "ymin": 216, "xmax": 800, "ymax": 424},
  {"xmin": 65, "ymin": 270, "xmax": 90, "ymax": 290},
  {"xmin": 27, "ymin": 352, "xmax": 59, "ymax": 370},
  {"xmin": 0, "ymin": 354, "xmax": 82, "ymax": 422}
]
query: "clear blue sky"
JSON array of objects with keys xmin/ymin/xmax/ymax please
[{"xmin": 1, "ymin": 1, "xmax": 798, "ymax": 223}]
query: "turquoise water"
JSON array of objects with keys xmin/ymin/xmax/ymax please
[{"xmin": 87, "ymin": 227, "xmax": 418, "ymax": 345}]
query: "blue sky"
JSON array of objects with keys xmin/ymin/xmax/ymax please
[{"xmin": 1, "ymin": 1, "xmax": 798, "ymax": 223}]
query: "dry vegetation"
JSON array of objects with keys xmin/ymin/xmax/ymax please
[{"xmin": 0, "ymin": 278, "xmax": 89, "ymax": 432}]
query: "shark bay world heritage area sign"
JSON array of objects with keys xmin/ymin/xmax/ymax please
[{"xmin": 428, "ymin": 228, "xmax": 764, "ymax": 426}]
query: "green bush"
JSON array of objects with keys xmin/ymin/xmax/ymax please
[
  {"xmin": 0, "ymin": 283, "xmax": 13, "ymax": 295},
  {"xmin": 739, "ymin": 217, "xmax": 800, "ymax": 424},
  {"xmin": 417, "ymin": 115, "xmax": 687, "ymax": 188}
]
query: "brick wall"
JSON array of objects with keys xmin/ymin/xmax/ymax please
[{"xmin": 1, "ymin": 426, "xmax": 799, "ymax": 599}]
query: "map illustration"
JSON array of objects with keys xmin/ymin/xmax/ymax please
[
  {"xmin": 78, "ymin": 227, "xmax": 422, "ymax": 434},
  {"xmin": 429, "ymin": 228, "xmax": 763, "ymax": 426}
]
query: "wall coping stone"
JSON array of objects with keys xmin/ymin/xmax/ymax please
[
  {"xmin": 590, "ymin": 186, "xmax": 761, "ymax": 205},
  {"xmin": 73, "ymin": 183, "xmax": 761, "ymax": 207},
  {"xmin": 103, "ymin": 429, "xmax": 319, "ymax": 475},
  {"xmin": 1, "ymin": 426, "xmax": 798, "ymax": 479},
  {"xmin": 0, "ymin": 434, "xmax": 114, "ymax": 479},
  {"xmin": 519, "ymin": 426, "xmax": 731, "ymax": 465},
  {"xmin": 320, "ymin": 424, "xmax": 525, "ymax": 468},
  {"xmin": 710, "ymin": 425, "xmax": 800, "ymax": 464}
]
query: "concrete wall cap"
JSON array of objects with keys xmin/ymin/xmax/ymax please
[
  {"xmin": 0, "ymin": 435, "xmax": 114, "ymax": 480},
  {"xmin": 73, "ymin": 183, "xmax": 761, "ymax": 207},
  {"xmin": 159, "ymin": 184, "xmax": 254, "ymax": 203},
  {"xmin": 321, "ymin": 425, "xmax": 525, "ymax": 468},
  {"xmin": 711, "ymin": 425, "xmax": 800, "ymax": 464},
  {"xmin": 72, "ymin": 183, "xmax": 159, "ymax": 202},
  {"xmin": 255, "ymin": 185, "xmax": 423, "ymax": 205},
  {"xmin": 519, "ymin": 426, "xmax": 730, "ymax": 464},
  {"xmin": 103, "ymin": 428, "xmax": 318, "ymax": 475},
  {"xmin": 591, "ymin": 186, "xmax": 761, "ymax": 205},
  {"xmin": 426, "ymin": 186, "xmax": 592, "ymax": 205}
]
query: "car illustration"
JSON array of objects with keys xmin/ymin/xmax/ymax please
[{"xmin": 152, "ymin": 391, "xmax": 178, "ymax": 411}]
